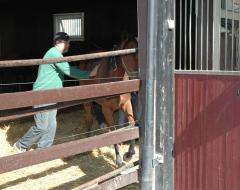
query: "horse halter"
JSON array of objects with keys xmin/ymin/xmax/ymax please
[{"xmin": 120, "ymin": 55, "xmax": 138, "ymax": 79}]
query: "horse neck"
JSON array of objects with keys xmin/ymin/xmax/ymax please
[{"xmin": 119, "ymin": 38, "xmax": 138, "ymax": 78}]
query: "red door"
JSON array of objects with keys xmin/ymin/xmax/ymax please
[{"xmin": 175, "ymin": 74, "xmax": 240, "ymax": 190}]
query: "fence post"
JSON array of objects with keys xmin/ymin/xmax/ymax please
[
  {"xmin": 138, "ymin": 0, "xmax": 174, "ymax": 189},
  {"xmin": 155, "ymin": 0, "xmax": 174, "ymax": 189},
  {"xmin": 138, "ymin": 0, "xmax": 156, "ymax": 188}
]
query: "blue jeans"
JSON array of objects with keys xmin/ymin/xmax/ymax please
[
  {"xmin": 16, "ymin": 105, "xmax": 57, "ymax": 149},
  {"xmin": 93, "ymin": 102, "xmax": 105, "ymax": 125}
]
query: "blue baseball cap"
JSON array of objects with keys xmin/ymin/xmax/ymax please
[{"xmin": 54, "ymin": 32, "xmax": 70, "ymax": 42}]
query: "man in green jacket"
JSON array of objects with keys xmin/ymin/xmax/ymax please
[{"xmin": 13, "ymin": 32, "xmax": 97, "ymax": 152}]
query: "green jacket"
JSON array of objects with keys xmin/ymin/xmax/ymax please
[{"xmin": 33, "ymin": 47, "xmax": 90, "ymax": 91}]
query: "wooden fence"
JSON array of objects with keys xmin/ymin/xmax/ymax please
[{"xmin": 0, "ymin": 49, "xmax": 140, "ymax": 190}]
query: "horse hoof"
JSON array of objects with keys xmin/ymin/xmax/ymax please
[
  {"xmin": 123, "ymin": 151, "xmax": 135, "ymax": 162},
  {"xmin": 117, "ymin": 161, "xmax": 124, "ymax": 168}
]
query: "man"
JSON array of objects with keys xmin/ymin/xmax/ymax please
[{"xmin": 13, "ymin": 32, "xmax": 98, "ymax": 152}]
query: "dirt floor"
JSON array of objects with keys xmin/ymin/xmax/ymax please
[{"xmin": 0, "ymin": 107, "xmax": 139, "ymax": 190}]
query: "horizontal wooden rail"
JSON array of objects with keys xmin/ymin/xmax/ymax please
[
  {"xmin": 0, "ymin": 49, "xmax": 137, "ymax": 68},
  {"xmin": 0, "ymin": 127, "xmax": 139, "ymax": 174},
  {"xmin": 0, "ymin": 79, "xmax": 140, "ymax": 110},
  {"xmin": 77, "ymin": 169, "xmax": 139, "ymax": 190},
  {"xmin": 0, "ymin": 100, "xmax": 83, "ymax": 122},
  {"xmin": 74, "ymin": 161, "xmax": 139, "ymax": 190},
  {"xmin": 0, "ymin": 95, "xmax": 118, "ymax": 122}
]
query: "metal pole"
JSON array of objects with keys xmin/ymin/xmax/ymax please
[
  {"xmin": 212, "ymin": 0, "xmax": 221, "ymax": 70},
  {"xmin": 200, "ymin": 0, "xmax": 204, "ymax": 70},
  {"xmin": 195, "ymin": 0, "xmax": 199, "ymax": 70},
  {"xmin": 238, "ymin": 2, "xmax": 240, "ymax": 70},
  {"xmin": 225, "ymin": 0, "xmax": 228, "ymax": 70},
  {"xmin": 138, "ymin": 0, "xmax": 174, "ymax": 189},
  {"xmin": 179, "ymin": 0, "xmax": 183, "ymax": 70},
  {"xmin": 189, "ymin": 0, "xmax": 193, "ymax": 69},
  {"xmin": 231, "ymin": 0, "xmax": 234, "ymax": 70},
  {"xmin": 184, "ymin": 0, "xmax": 187, "ymax": 69},
  {"xmin": 206, "ymin": 0, "xmax": 209, "ymax": 70},
  {"xmin": 139, "ymin": 0, "xmax": 158, "ymax": 188}
]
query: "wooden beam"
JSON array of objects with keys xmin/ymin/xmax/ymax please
[
  {"xmin": 0, "ymin": 127, "xmax": 139, "ymax": 174},
  {"xmin": 0, "ymin": 49, "xmax": 136, "ymax": 68},
  {"xmin": 0, "ymin": 80, "xmax": 140, "ymax": 110},
  {"xmin": 74, "ymin": 161, "xmax": 139, "ymax": 190},
  {"xmin": 77, "ymin": 170, "xmax": 139, "ymax": 190},
  {"xmin": 0, "ymin": 100, "xmax": 83, "ymax": 122},
  {"xmin": 0, "ymin": 96, "xmax": 118, "ymax": 122}
]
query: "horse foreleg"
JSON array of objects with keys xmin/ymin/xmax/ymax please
[
  {"xmin": 121, "ymin": 99, "xmax": 136, "ymax": 161},
  {"xmin": 123, "ymin": 139, "xmax": 136, "ymax": 162},
  {"xmin": 101, "ymin": 106, "xmax": 115, "ymax": 130},
  {"xmin": 121, "ymin": 99, "xmax": 135, "ymax": 127},
  {"xmin": 114, "ymin": 144, "xmax": 123, "ymax": 167},
  {"xmin": 102, "ymin": 106, "xmax": 123, "ymax": 167},
  {"xmin": 83, "ymin": 103, "xmax": 94, "ymax": 135}
]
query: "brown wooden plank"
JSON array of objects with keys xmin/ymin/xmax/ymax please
[
  {"xmin": 0, "ymin": 101, "xmax": 82, "ymax": 122},
  {"xmin": 77, "ymin": 170, "xmax": 138, "ymax": 190},
  {"xmin": 0, "ymin": 127, "xmax": 139, "ymax": 174},
  {"xmin": 74, "ymin": 162, "xmax": 139, "ymax": 190},
  {"xmin": 0, "ymin": 49, "xmax": 136, "ymax": 68},
  {"xmin": 0, "ymin": 95, "xmax": 118, "ymax": 122},
  {"xmin": 99, "ymin": 170, "xmax": 138, "ymax": 190},
  {"xmin": 0, "ymin": 80, "xmax": 140, "ymax": 110}
]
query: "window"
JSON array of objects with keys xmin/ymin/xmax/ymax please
[{"xmin": 53, "ymin": 13, "xmax": 84, "ymax": 41}]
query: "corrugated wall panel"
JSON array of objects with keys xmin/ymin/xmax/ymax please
[{"xmin": 175, "ymin": 74, "xmax": 240, "ymax": 190}]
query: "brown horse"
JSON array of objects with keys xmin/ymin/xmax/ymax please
[{"xmin": 79, "ymin": 37, "xmax": 138, "ymax": 167}]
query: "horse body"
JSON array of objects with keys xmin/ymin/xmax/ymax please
[{"xmin": 79, "ymin": 38, "xmax": 138, "ymax": 167}]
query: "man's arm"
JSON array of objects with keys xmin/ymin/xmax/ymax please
[{"xmin": 56, "ymin": 62, "xmax": 90, "ymax": 79}]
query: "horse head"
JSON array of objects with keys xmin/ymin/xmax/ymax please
[
  {"xmin": 105, "ymin": 37, "xmax": 138, "ymax": 81},
  {"xmin": 118, "ymin": 37, "xmax": 138, "ymax": 79}
]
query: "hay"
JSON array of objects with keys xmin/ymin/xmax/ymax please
[{"xmin": 0, "ymin": 108, "xmax": 139, "ymax": 190}]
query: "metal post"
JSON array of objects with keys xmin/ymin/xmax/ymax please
[
  {"xmin": 138, "ymin": 0, "xmax": 174, "ymax": 189},
  {"xmin": 138, "ymin": 0, "xmax": 157, "ymax": 188},
  {"xmin": 179, "ymin": 0, "xmax": 183, "ymax": 70},
  {"xmin": 155, "ymin": 0, "xmax": 174, "ymax": 189},
  {"xmin": 195, "ymin": 0, "xmax": 199, "ymax": 70},
  {"xmin": 238, "ymin": 1, "xmax": 240, "ymax": 70},
  {"xmin": 184, "ymin": 0, "xmax": 187, "ymax": 70},
  {"xmin": 189, "ymin": 0, "xmax": 193, "ymax": 69},
  {"xmin": 231, "ymin": 0, "xmax": 234, "ymax": 70},
  {"xmin": 225, "ymin": 0, "xmax": 228, "ymax": 70},
  {"xmin": 212, "ymin": 0, "xmax": 221, "ymax": 70},
  {"xmin": 206, "ymin": 0, "xmax": 209, "ymax": 70},
  {"xmin": 200, "ymin": 0, "xmax": 204, "ymax": 70}
]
